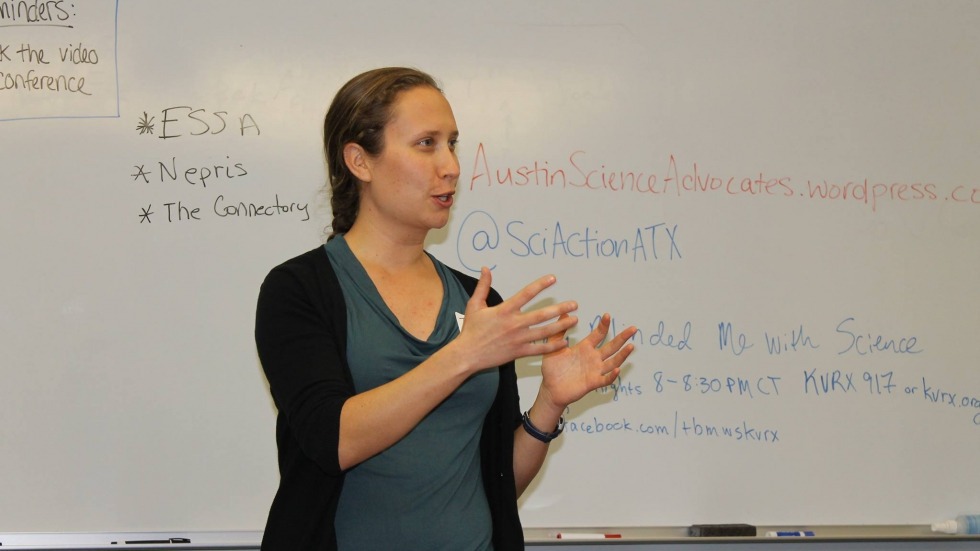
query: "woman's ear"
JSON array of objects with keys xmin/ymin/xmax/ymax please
[{"xmin": 343, "ymin": 142, "xmax": 372, "ymax": 183}]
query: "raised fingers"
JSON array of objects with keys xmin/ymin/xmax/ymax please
[
  {"xmin": 519, "ymin": 300, "xmax": 579, "ymax": 330},
  {"xmin": 603, "ymin": 335, "xmax": 636, "ymax": 372},
  {"xmin": 523, "ymin": 313, "xmax": 578, "ymax": 349},
  {"xmin": 465, "ymin": 267, "xmax": 492, "ymax": 314},
  {"xmin": 504, "ymin": 274, "xmax": 560, "ymax": 312},
  {"xmin": 599, "ymin": 324, "xmax": 638, "ymax": 359}
]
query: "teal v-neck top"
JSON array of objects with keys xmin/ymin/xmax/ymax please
[{"xmin": 325, "ymin": 236, "xmax": 498, "ymax": 551}]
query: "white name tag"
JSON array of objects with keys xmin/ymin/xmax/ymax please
[{"xmin": 455, "ymin": 312, "xmax": 465, "ymax": 332}]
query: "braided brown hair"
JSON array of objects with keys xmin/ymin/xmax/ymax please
[{"xmin": 323, "ymin": 67, "xmax": 441, "ymax": 239}]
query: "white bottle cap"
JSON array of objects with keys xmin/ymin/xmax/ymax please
[{"xmin": 931, "ymin": 520, "xmax": 957, "ymax": 534}]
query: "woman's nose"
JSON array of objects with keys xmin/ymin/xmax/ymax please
[{"xmin": 440, "ymin": 148, "xmax": 460, "ymax": 179}]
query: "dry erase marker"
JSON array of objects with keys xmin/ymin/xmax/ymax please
[
  {"xmin": 766, "ymin": 531, "xmax": 815, "ymax": 537},
  {"xmin": 555, "ymin": 532, "xmax": 622, "ymax": 540},
  {"xmin": 113, "ymin": 538, "xmax": 192, "ymax": 544}
]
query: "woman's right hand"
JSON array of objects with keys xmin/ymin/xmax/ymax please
[{"xmin": 453, "ymin": 267, "xmax": 579, "ymax": 372}]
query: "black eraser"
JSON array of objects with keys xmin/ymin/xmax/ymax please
[{"xmin": 688, "ymin": 523, "xmax": 757, "ymax": 537}]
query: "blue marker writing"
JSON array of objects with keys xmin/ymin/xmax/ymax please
[{"xmin": 766, "ymin": 531, "xmax": 815, "ymax": 537}]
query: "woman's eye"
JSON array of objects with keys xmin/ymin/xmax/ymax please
[{"xmin": 448, "ymin": 139, "xmax": 459, "ymax": 152}]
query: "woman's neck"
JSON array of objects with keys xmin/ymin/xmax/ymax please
[{"xmin": 343, "ymin": 221, "xmax": 429, "ymax": 272}]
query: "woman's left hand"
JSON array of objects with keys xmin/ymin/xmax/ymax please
[
  {"xmin": 538, "ymin": 313, "xmax": 637, "ymax": 410},
  {"xmin": 513, "ymin": 314, "xmax": 637, "ymax": 495}
]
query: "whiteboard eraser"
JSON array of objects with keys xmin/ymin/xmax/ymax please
[{"xmin": 688, "ymin": 524, "xmax": 757, "ymax": 537}]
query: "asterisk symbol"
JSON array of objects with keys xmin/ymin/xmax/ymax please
[
  {"xmin": 132, "ymin": 164, "xmax": 150, "ymax": 183},
  {"xmin": 139, "ymin": 205, "xmax": 154, "ymax": 223},
  {"xmin": 136, "ymin": 112, "xmax": 155, "ymax": 135}
]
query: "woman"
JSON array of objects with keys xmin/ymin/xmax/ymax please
[{"xmin": 255, "ymin": 67, "xmax": 636, "ymax": 551}]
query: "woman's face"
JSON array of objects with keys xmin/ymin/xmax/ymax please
[{"xmin": 356, "ymin": 86, "xmax": 461, "ymax": 238}]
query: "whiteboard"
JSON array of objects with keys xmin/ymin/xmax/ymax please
[{"xmin": 1, "ymin": 0, "xmax": 978, "ymax": 534}]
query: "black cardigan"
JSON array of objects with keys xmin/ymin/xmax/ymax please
[{"xmin": 255, "ymin": 246, "xmax": 525, "ymax": 550}]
